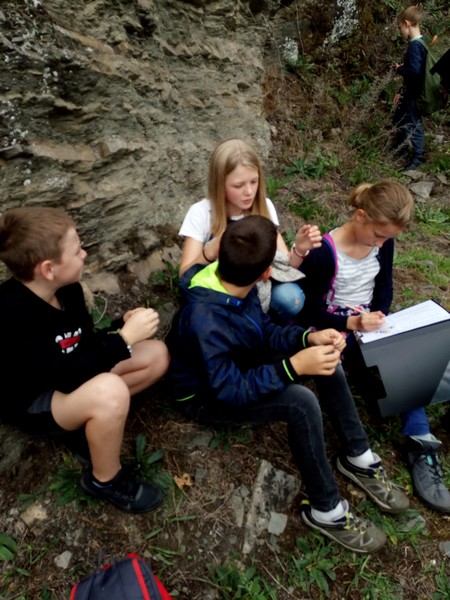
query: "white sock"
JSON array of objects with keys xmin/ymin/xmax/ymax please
[
  {"xmin": 311, "ymin": 500, "xmax": 347, "ymax": 524},
  {"xmin": 347, "ymin": 448, "xmax": 376, "ymax": 469}
]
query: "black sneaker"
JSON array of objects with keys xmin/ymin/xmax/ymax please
[
  {"xmin": 403, "ymin": 158, "xmax": 422, "ymax": 171},
  {"xmin": 337, "ymin": 454, "xmax": 409, "ymax": 514},
  {"xmin": 406, "ymin": 437, "xmax": 450, "ymax": 513},
  {"xmin": 80, "ymin": 469, "xmax": 164, "ymax": 514},
  {"xmin": 301, "ymin": 500, "xmax": 386, "ymax": 553}
]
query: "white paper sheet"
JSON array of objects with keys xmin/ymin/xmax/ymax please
[{"xmin": 357, "ymin": 300, "xmax": 450, "ymax": 344}]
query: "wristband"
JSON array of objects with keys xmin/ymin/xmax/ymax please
[
  {"xmin": 117, "ymin": 330, "xmax": 133, "ymax": 356},
  {"xmin": 292, "ymin": 244, "xmax": 310, "ymax": 259},
  {"xmin": 302, "ymin": 328, "xmax": 313, "ymax": 348},
  {"xmin": 202, "ymin": 244, "xmax": 214, "ymax": 263}
]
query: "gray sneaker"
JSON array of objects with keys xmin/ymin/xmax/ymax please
[
  {"xmin": 406, "ymin": 437, "xmax": 450, "ymax": 513},
  {"xmin": 301, "ymin": 500, "xmax": 386, "ymax": 553},
  {"xmin": 337, "ymin": 454, "xmax": 409, "ymax": 514}
]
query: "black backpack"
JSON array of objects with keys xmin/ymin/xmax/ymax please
[{"xmin": 70, "ymin": 553, "xmax": 173, "ymax": 599}]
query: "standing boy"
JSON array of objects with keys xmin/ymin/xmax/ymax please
[
  {"xmin": 168, "ymin": 215, "xmax": 409, "ymax": 553},
  {"xmin": 392, "ymin": 5, "xmax": 427, "ymax": 171},
  {"xmin": 0, "ymin": 207, "xmax": 170, "ymax": 513}
]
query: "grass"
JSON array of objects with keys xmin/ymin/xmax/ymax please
[
  {"xmin": 209, "ymin": 562, "xmax": 277, "ymax": 600},
  {"xmin": 209, "ymin": 426, "xmax": 254, "ymax": 450},
  {"xmin": 283, "ymin": 149, "xmax": 340, "ymax": 179},
  {"xmin": 287, "ymin": 536, "xmax": 339, "ymax": 597},
  {"xmin": 0, "ymin": 534, "xmax": 17, "ymax": 562}
]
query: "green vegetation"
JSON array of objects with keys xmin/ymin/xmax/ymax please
[
  {"xmin": 0, "ymin": 534, "xmax": 17, "ymax": 562},
  {"xmin": 131, "ymin": 433, "xmax": 172, "ymax": 490},
  {"xmin": 209, "ymin": 563, "xmax": 277, "ymax": 600},
  {"xmin": 287, "ymin": 536, "xmax": 338, "ymax": 597},
  {"xmin": 149, "ymin": 261, "xmax": 180, "ymax": 299},
  {"xmin": 91, "ymin": 295, "xmax": 112, "ymax": 330},
  {"xmin": 209, "ymin": 426, "xmax": 253, "ymax": 450},
  {"xmin": 49, "ymin": 463, "xmax": 89, "ymax": 507},
  {"xmin": 284, "ymin": 149, "xmax": 339, "ymax": 180}
]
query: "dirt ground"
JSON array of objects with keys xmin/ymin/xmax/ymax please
[{"xmin": 1, "ymin": 370, "xmax": 450, "ymax": 599}]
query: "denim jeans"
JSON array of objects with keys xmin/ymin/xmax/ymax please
[
  {"xmin": 177, "ymin": 365, "xmax": 369, "ymax": 511},
  {"xmin": 269, "ymin": 281, "xmax": 305, "ymax": 324},
  {"xmin": 401, "ymin": 407, "xmax": 430, "ymax": 437},
  {"xmin": 393, "ymin": 96, "xmax": 424, "ymax": 162}
]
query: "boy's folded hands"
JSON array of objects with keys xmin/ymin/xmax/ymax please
[{"xmin": 121, "ymin": 307, "xmax": 160, "ymax": 345}]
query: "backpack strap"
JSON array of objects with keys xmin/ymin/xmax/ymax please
[{"xmin": 416, "ymin": 37, "xmax": 429, "ymax": 51}]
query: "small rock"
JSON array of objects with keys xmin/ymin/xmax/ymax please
[
  {"xmin": 267, "ymin": 511, "xmax": 288, "ymax": 535},
  {"xmin": 409, "ymin": 181, "xmax": 434, "ymax": 199},
  {"xmin": 20, "ymin": 503, "xmax": 48, "ymax": 527},
  {"xmin": 439, "ymin": 541, "xmax": 450, "ymax": 557},
  {"xmin": 186, "ymin": 431, "xmax": 214, "ymax": 450},
  {"xmin": 54, "ymin": 550, "xmax": 73, "ymax": 569},
  {"xmin": 242, "ymin": 459, "xmax": 301, "ymax": 554},
  {"xmin": 401, "ymin": 514, "xmax": 427, "ymax": 533}
]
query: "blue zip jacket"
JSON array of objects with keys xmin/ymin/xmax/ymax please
[{"xmin": 168, "ymin": 262, "xmax": 308, "ymax": 406}]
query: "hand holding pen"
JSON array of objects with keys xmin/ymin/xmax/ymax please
[{"xmin": 344, "ymin": 304, "xmax": 386, "ymax": 332}]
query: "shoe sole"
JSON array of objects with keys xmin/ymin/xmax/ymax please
[
  {"xmin": 336, "ymin": 458, "xmax": 406, "ymax": 514},
  {"xmin": 301, "ymin": 511, "xmax": 385, "ymax": 553},
  {"xmin": 80, "ymin": 477, "xmax": 164, "ymax": 514}
]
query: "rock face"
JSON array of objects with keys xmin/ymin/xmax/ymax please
[
  {"xmin": 1, "ymin": 0, "xmax": 277, "ymax": 287},
  {"xmin": 0, "ymin": 0, "xmax": 389, "ymax": 292}
]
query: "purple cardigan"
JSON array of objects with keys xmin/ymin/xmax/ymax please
[{"xmin": 297, "ymin": 234, "xmax": 395, "ymax": 331}]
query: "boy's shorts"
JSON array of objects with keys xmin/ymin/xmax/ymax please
[{"xmin": 22, "ymin": 390, "xmax": 67, "ymax": 436}]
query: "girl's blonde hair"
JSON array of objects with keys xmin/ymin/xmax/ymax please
[
  {"xmin": 207, "ymin": 138, "xmax": 270, "ymax": 236},
  {"xmin": 349, "ymin": 181, "xmax": 414, "ymax": 227},
  {"xmin": 397, "ymin": 5, "xmax": 423, "ymax": 26}
]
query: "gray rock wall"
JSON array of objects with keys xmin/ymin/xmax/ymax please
[
  {"xmin": 0, "ymin": 0, "xmax": 388, "ymax": 291},
  {"xmin": 1, "ymin": 0, "xmax": 277, "ymax": 285}
]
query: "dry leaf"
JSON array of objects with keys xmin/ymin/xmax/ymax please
[{"xmin": 174, "ymin": 473, "xmax": 193, "ymax": 490}]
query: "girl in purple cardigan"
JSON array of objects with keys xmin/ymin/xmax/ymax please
[{"xmin": 298, "ymin": 181, "xmax": 450, "ymax": 513}]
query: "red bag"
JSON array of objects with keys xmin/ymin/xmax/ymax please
[{"xmin": 70, "ymin": 553, "xmax": 172, "ymax": 599}]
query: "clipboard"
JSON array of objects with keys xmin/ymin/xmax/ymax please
[{"xmin": 354, "ymin": 300, "xmax": 450, "ymax": 417}]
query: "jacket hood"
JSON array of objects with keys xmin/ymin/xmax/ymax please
[{"xmin": 180, "ymin": 262, "xmax": 246, "ymax": 309}]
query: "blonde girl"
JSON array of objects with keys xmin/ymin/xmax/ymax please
[{"xmin": 179, "ymin": 138, "xmax": 321, "ymax": 322}]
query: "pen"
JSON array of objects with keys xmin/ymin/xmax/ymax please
[{"xmin": 344, "ymin": 303, "xmax": 369, "ymax": 314}]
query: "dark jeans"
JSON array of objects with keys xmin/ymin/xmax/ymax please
[
  {"xmin": 177, "ymin": 365, "xmax": 369, "ymax": 511},
  {"xmin": 393, "ymin": 96, "xmax": 424, "ymax": 162}
]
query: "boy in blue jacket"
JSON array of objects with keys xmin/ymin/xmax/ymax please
[
  {"xmin": 168, "ymin": 215, "xmax": 409, "ymax": 553},
  {"xmin": 392, "ymin": 5, "xmax": 427, "ymax": 171}
]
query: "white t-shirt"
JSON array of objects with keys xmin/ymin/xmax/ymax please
[{"xmin": 179, "ymin": 198, "xmax": 280, "ymax": 243}]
